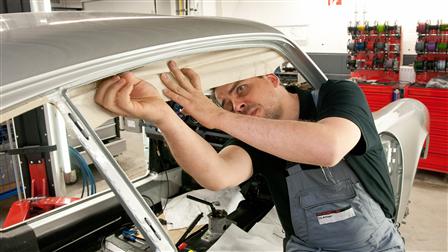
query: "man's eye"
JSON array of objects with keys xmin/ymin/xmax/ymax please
[{"xmin": 236, "ymin": 84, "xmax": 247, "ymax": 95}]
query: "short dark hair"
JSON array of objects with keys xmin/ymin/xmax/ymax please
[{"xmin": 209, "ymin": 88, "xmax": 221, "ymax": 107}]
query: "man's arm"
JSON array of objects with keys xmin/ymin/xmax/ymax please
[
  {"xmin": 215, "ymin": 114, "xmax": 360, "ymax": 167},
  {"xmin": 156, "ymin": 114, "xmax": 253, "ymax": 190},
  {"xmin": 162, "ymin": 61, "xmax": 361, "ymax": 167},
  {"xmin": 95, "ymin": 72, "xmax": 253, "ymax": 190}
]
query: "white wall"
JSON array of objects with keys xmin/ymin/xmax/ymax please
[
  {"xmin": 83, "ymin": 0, "xmax": 176, "ymax": 15},
  {"xmin": 202, "ymin": 0, "xmax": 448, "ymax": 54},
  {"xmin": 83, "ymin": 0, "xmax": 154, "ymax": 13}
]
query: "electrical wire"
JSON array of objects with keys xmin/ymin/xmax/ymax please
[
  {"xmin": 80, "ymin": 165, "xmax": 86, "ymax": 198},
  {"xmin": 72, "ymin": 149, "xmax": 88, "ymax": 197},
  {"xmin": 69, "ymin": 146, "xmax": 96, "ymax": 196},
  {"xmin": 163, "ymin": 169, "xmax": 170, "ymax": 212},
  {"xmin": 155, "ymin": 142, "xmax": 171, "ymax": 212},
  {"xmin": 85, "ymin": 162, "xmax": 96, "ymax": 195}
]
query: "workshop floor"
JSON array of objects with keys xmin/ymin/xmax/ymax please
[{"xmin": 400, "ymin": 170, "xmax": 448, "ymax": 252}]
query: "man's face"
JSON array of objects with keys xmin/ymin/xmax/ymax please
[{"xmin": 214, "ymin": 74, "xmax": 283, "ymax": 119}]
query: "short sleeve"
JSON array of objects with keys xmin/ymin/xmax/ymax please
[{"xmin": 317, "ymin": 80, "xmax": 381, "ymax": 155}]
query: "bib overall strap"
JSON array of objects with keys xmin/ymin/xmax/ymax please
[{"xmin": 286, "ymin": 161, "xmax": 303, "ymax": 176}]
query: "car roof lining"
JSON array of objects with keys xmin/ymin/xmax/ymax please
[{"xmin": 68, "ymin": 47, "xmax": 286, "ymax": 129}]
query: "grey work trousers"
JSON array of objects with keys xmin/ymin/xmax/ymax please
[{"xmin": 284, "ymin": 161, "xmax": 405, "ymax": 252}]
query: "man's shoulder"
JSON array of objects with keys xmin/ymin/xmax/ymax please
[
  {"xmin": 319, "ymin": 79, "xmax": 364, "ymax": 102},
  {"xmin": 321, "ymin": 79, "xmax": 359, "ymax": 91}
]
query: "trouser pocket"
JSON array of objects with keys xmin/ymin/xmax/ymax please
[
  {"xmin": 301, "ymin": 181, "xmax": 384, "ymax": 250},
  {"xmin": 286, "ymin": 166, "xmax": 356, "ymax": 244},
  {"xmin": 286, "ymin": 161, "xmax": 388, "ymax": 250}
]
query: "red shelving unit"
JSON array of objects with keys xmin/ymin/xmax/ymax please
[
  {"xmin": 359, "ymin": 84, "xmax": 447, "ymax": 173},
  {"xmin": 406, "ymin": 86, "xmax": 448, "ymax": 173},
  {"xmin": 358, "ymin": 84, "xmax": 397, "ymax": 111}
]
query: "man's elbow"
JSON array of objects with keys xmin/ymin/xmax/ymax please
[
  {"xmin": 199, "ymin": 174, "xmax": 248, "ymax": 191},
  {"xmin": 198, "ymin": 180, "xmax": 233, "ymax": 192},
  {"xmin": 320, "ymin": 147, "xmax": 344, "ymax": 167},
  {"xmin": 203, "ymin": 184, "xmax": 227, "ymax": 192},
  {"xmin": 321, "ymin": 157, "xmax": 341, "ymax": 167}
]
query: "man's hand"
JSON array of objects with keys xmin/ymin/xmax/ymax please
[
  {"xmin": 95, "ymin": 72, "xmax": 171, "ymax": 124},
  {"xmin": 161, "ymin": 60, "xmax": 224, "ymax": 129}
]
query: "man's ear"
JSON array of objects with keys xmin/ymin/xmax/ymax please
[{"xmin": 265, "ymin": 73, "xmax": 280, "ymax": 87}]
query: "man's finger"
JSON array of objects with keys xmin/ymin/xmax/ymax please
[
  {"xmin": 95, "ymin": 75, "xmax": 120, "ymax": 104},
  {"xmin": 181, "ymin": 68, "xmax": 201, "ymax": 90},
  {"xmin": 119, "ymin": 72, "xmax": 142, "ymax": 86},
  {"xmin": 98, "ymin": 75, "xmax": 120, "ymax": 88},
  {"xmin": 101, "ymin": 78, "xmax": 126, "ymax": 108},
  {"xmin": 116, "ymin": 81, "xmax": 136, "ymax": 116},
  {"xmin": 99, "ymin": 78, "xmax": 131, "ymax": 116},
  {"xmin": 98, "ymin": 91, "xmax": 129, "ymax": 116},
  {"xmin": 160, "ymin": 73, "xmax": 192, "ymax": 99},
  {"xmin": 162, "ymin": 88, "xmax": 189, "ymax": 108},
  {"xmin": 167, "ymin": 60, "xmax": 195, "ymax": 92}
]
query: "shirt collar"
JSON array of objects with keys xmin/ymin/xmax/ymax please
[{"xmin": 285, "ymin": 85, "xmax": 317, "ymax": 121}]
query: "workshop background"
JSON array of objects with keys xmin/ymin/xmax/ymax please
[{"xmin": 1, "ymin": 0, "xmax": 447, "ymax": 251}]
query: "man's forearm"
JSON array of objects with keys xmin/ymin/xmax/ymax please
[
  {"xmin": 155, "ymin": 112, "xmax": 230, "ymax": 189},
  {"xmin": 216, "ymin": 111, "xmax": 341, "ymax": 166}
]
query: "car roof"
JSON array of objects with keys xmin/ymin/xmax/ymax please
[{"xmin": 1, "ymin": 12, "xmax": 281, "ymax": 87}]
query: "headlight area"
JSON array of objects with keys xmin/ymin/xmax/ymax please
[{"xmin": 380, "ymin": 132, "xmax": 403, "ymax": 212}]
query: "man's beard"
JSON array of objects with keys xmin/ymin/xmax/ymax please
[
  {"xmin": 245, "ymin": 103, "xmax": 282, "ymax": 119},
  {"xmin": 263, "ymin": 105, "xmax": 282, "ymax": 119}
]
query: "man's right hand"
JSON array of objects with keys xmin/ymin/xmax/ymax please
[{"xmin": 94, "ymin": 72, "xmax": 172, "ymax": 125}]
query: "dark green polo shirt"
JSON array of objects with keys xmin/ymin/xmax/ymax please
[{"xmin": 224, "ymin": 80, "xmax": 395, "ymax": 237}]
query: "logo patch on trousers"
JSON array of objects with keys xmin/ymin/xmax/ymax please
[{"xmin": 316, "ymin": 206, "xmax": 355, "ymax": 225}]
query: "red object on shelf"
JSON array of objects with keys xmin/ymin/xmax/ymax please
[
  {"xmin": 2, "ymin": 197, "xmax": 80, "ymax": 228},
  {"xmin": 415, "ymin": 71, "xmax": 448, "ymax": 85},
  {"xmin": 178, "ymin": 242, "xmax": 188, "ymax": 251},
  {"xmin": 29, "ymin": 158, "xmax": 49, "ymax": 197},
  {"xmin": 352, "ymin": 70, "xmax": 400, "ymax": 83}
]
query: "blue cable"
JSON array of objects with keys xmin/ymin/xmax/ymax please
[
  {"xmin": 75, "ymin": 147, "xmax": 95, "ymax": 194},
  {"xmin": 74, "ymin": 147, "xmax": 95, "ymax": 195},
  {"xmin": 80, "ymin": 164, "xmax": 87, "ymax": 197},
  {"xmin": 69, "ymin": 147, "xmax": 88, "ymax": 197},
  {"xmin": 69, "ymin": 146, "xmax": 96, "ymax": 195},
  {"xmin": 84, "ymin": 159, "xmax": 96, "ymax": 194}
]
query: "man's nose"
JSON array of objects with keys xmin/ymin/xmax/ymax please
[{"xmin": 233, "ymin": 101, "xmax": 247, "ymax": 114}]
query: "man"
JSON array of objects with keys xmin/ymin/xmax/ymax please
[{"xmin": 95, "ymin": 60, "xmax": 404, "ymax": 251}]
